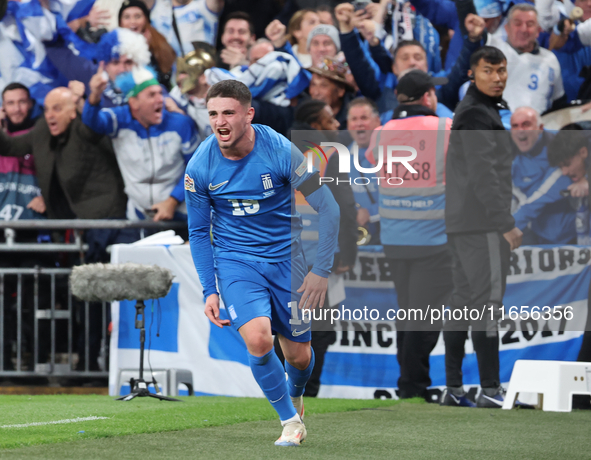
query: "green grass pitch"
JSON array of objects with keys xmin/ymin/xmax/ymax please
[{"xmin": 0, "ymin": 395, "xmax": 590, "ymax": 459}]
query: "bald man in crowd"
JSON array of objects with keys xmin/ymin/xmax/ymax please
[
  {"xmin": 510, "ymin": 106, "xmax": 578, "ymax": 244},
  {"xmin": 0, "ymin": 87, "xmax": 126, "ymax": 221},
  {"xmin": 0, "ymin": 86, "xmax": 132, "ymax": 371}
]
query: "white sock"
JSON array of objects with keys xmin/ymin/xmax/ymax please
[{"xmin": 280, "ymin": 413, "xmax": 301, "ymax": 426}]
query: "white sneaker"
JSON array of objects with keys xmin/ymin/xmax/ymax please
[
  {"xmin": 274, "ymin": 419, "xmax": 307, "ymax": 446},
  {"xmin": 291, "ymin": 395, "xmax": 305, "ymax": 420}
]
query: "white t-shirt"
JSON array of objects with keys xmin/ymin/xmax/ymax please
[
  {"xmin": 487, "ymin": 35, "xmax": 565, "ymax": 114},
  {"xmin": 151, "ymin": 0, "xmax": 219, "ymax": 57}
]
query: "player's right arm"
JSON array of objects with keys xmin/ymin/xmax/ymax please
[{"xmin": 185, "ymin": 161, "xmax": 230, "ymax": 327}]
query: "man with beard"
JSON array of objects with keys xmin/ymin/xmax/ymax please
[
  {"xmin": 0, "ymin": 83, "xmax": 45, "ymax": 220},
  {"xmin": 217, "ymin": 11, "xmax": 256, "ymax": 70}
]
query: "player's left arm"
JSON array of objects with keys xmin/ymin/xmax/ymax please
[{"xmin": 288, "ymin": 144, "xmax": 340, "ymax": 309}]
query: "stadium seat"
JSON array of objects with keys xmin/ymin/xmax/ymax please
[
  {"xmin": 117, "ymin": 368, "xmax": 194, "ymax": 397},
  {"xmin": 502, "ymin": 360, "xmax": 591, "ymax": 412}
]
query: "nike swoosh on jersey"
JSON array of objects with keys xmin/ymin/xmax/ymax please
[
  {"xmin": 292, "ymin": 327, "xmax": 311, "ymax": 337},
  {"xmin": 209, "ymin": 180, "xmax": 229, "ymax": 191}
]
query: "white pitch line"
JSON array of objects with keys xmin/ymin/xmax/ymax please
[{"xmin": 0, "ymin": 416, "xmax": 109, "ymax": 429}]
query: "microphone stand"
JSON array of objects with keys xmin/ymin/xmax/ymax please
[{"xmin": 117, "ymin": 300, "xmax": 181, "ymax": 401}]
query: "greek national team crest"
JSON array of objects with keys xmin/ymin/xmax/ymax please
[
  {"xmin": 261, "ymin": 173, "xmax": 273, "ymax": 190},
  {"xmin": 184, "ymin": 174, "xmax": 196, "ymax": 192}
]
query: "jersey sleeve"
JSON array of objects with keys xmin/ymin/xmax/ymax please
[
  {"xmin": 304, "ymin": 185, "xmax": 340, "ymax": 277},
  {"xmin": 81, "ymin": 102, "xmax": 121, "ymax": 137},
  {"xmin": 170, "ymin": 114, "xmax": 201, "ymax": 203},
  {"xmin": 286, "ymin": 142, "xmax": 319, "ymax": 190},
  {"xmin": 513, "ymin": 168, "xmax": 572, "ymax": 230},
  {"xmin": 185, "ymin": 160, "xmax": 218, "ymax": 298}
]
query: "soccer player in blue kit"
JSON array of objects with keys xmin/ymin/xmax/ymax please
[{"xmin": 184, "ymin": 80, "xmax": 340, "ymax": 446}]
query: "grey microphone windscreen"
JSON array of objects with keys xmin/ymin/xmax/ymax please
[{"xmin": 70, "ymin": 263, "xmax": 174, "ymax": 302}]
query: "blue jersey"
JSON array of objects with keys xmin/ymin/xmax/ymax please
[{"xmin": 185, "ymin": 124, "xmax": 340, "ymax": 297}]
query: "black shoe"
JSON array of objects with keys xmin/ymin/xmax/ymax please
[
  {"xmin": 478, "ymin": 386, "xmax": 535, "ymax": 409},
  {"xmin": 476, "ymin": 387, "xmax": 505, "ymax": 408},
  {"xmin": 440, "ymin": 387, "xmax": 476, "ymax": 407}
]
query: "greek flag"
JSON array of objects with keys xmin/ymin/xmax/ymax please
[
  {"xmin": 0, "ymin": 0, "xmax": 69, "ymax": 105},
  {"xmin": 205, "ymin": 51, "xmax": 311, "ymax": 107}
]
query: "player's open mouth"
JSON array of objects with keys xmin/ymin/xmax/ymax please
[{"xmin": 218, "ymin": 128, "xmax": 231, "ymax": 140}]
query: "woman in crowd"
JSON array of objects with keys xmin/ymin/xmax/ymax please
[
  {"xmin": 118, "ymin": 0, "xmax": 177, "ymax": 89},
  {"xmin": 287, "ymin": 9, "xmax": 320, "ymax": 68}
]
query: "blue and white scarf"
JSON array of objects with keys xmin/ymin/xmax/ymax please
[{"xmin": 205, "ymin": 51, "xmax": 311, "ymax": 107}]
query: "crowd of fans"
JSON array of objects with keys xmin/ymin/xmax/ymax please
[
  {"xmin": 0, "ymin": 0, "xmax": 589, "ymax": 241},
  {"xmin": 1, "ymin": 0, "xmax": 590, "ymax": 388}
]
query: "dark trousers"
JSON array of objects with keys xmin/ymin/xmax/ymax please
[
  {"xmin": 443, "ymin": 232, "xmax": 510, "ymax": 389},
  {"xmin": 578, "ymin": 281, "xmax": 591, "ymax": 362},
  {"xmin": 389, "ymin": 249, "xmax": 453, "ymax": 399}
]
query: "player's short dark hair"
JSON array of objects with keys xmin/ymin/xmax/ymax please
[
  {"xmin": 223, "ymin": 11, "xmax": 255, "ymax": 36},
  {"xmin": 347, "ymin": 97, "xmax": 379, "ymax": 117},
  {"xmin": 2, "ymin": 82, "xmax": 31, "ymax": 101},
  {"xmin": 548, "ymin": 124, "xmax": 588, "ymax": 167},
  {"xmin": 470, "ymin": 46, "xmax": 507, "ymax": 70},
  {"xmin": 393, "ymin": 40, "xmax": 425, "ymax": 62},
  {"xmin": 206, "ymin": 80, "xmax": 252, "ymax": 107},
  {"xmin": 294, "ymin": 99, "xmax": 327, "ymax": 126}
]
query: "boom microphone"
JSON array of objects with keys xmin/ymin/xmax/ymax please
[{"xmin": 70, "ymin": 263, "xmax": 174, "ymax": 302}]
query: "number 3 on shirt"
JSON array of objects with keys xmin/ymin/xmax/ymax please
[
  {"xmin": 528, "ymin": 74, "xmax": 538, "ymax": 90},
  {"xmin": 228, "ymin": 199, "xmax": 260, "ymax": 216}
]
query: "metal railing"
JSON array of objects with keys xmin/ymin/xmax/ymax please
[{"xmin": 0, "ymin": 219, "xmax": 186, "ymax": 378}]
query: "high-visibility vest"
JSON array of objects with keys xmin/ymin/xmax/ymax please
[{"xmin": 366, "ymin": 116, "xmax": 451, "ymax": 246}]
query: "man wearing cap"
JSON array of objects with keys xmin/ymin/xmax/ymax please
[
  {"xmin": 83, "ymin": 65, "xmax": 199, "ymax": 222},
  {"xmin": 308, "ymin": 58, "xmax": 356, "ymax": 129},
  {"xmin": 307, "ymin": 24, "xmax": 341, "ymax": 68},
  {"xmin": 366, "ymin": 69, "xmax": 452, "ymax": 402}
]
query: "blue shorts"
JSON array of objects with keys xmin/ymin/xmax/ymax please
[{"xmin": 216, "ymin": 252, "xmax": 311, "ymax": 342}]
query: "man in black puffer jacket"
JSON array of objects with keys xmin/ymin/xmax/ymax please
[{"xmin": 442, "ymin": 46, "xmax": 523, "ymax": 408}]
